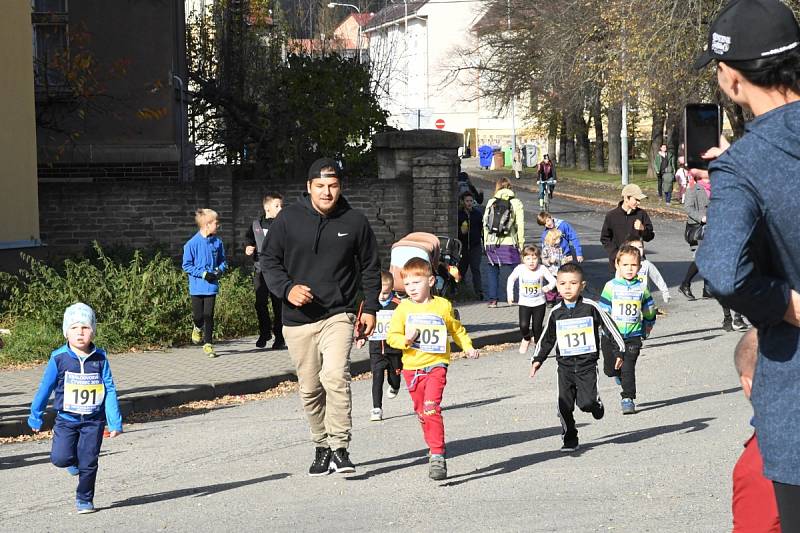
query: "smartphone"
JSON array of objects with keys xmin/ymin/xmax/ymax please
[{"xmin": 684, "ymin": 103, "xmax": 721, "ymax": 169}]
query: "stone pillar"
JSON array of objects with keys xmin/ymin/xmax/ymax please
[{"xmin": 373, "ymin": 129, "xmax": 462, "ymax": 238}]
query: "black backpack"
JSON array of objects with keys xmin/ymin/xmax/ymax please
[{"xmin": 486, "ymin": 198, "xmax": 514, "ymax": 237}]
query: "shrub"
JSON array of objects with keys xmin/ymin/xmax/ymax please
[{"xmin": 0, "ymin": 243, "xmax": 259, "ymax": 366}]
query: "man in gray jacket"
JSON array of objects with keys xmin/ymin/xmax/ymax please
[{"xmin": 694, "ymin": 0, "xmax": 800, "ymax": 528}]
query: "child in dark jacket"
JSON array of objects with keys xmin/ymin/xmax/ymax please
[
  {"xmin": 358, "ymin": 271, "xmax": 403, "ymax": 421},
  {"xmin": 28, "ymin": 303, "xmax": 123, "ymax": 514},
  {"xmin": 182, "ymin": 208, "xmax": 227, "ymax": 358},
  {"xmin": 530, "ymin": 263, "xmax": 625, "ymax": 452}
]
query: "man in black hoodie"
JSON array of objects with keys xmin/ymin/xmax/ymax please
[
  {"xmin": 600, "ymin": 184, "xmax": 655, "ymax": 271},
  {"xmin": 261, "ymin": 158, "xmax": 381, "ymax": 477}
]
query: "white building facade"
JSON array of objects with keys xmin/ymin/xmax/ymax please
[{"xmin": 365, "ymin": 0, "xmax": 542, "ymax": 154}]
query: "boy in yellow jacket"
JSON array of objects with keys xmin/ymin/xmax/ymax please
[{"xmin": 387, "ymin": 258, "xmax": 479, "ymax": 480}]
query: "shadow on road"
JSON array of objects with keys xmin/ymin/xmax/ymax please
[
  {"xmin": 347, "ymin": 424, "xmax": 576, "ymax": 481},
  {"xmin": 645, "ymin": 334, "xmax": 723, "ymax": 348},
  {"xmin": 0, "ymin": 449, "xmax": 122, "ymax": 471},
  {"xmin": 635, "ymin": 387, "xmax": 741, "ymax": 413},
  {"xmin": 440, "ymin": 417, "xmax": 714, "ymax": 487},
  {"xmin": 380, "ymin": 395, "xmax": 516, "ymax": 423},
  {"xmin": 106, "ymin": 473, "xmax": 291, "ymax": 509}
]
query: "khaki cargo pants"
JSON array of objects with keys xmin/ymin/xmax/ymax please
[{"xmin": 283, "ymin": 313, "xmax": 355, "ymax": 450}]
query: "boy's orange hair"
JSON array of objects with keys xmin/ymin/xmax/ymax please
[{"xmin": 401, "ymin": 257, "xmax": 433, "ymax": 278}]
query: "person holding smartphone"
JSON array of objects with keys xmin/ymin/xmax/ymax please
[{"xmin": 692, "ymin": 0, "xmax": 800, "ymax": 529}]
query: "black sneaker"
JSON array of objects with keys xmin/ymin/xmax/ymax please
[
  {"xmin": 256, "ymin": 334, "xmax": 272, "ymax": 348},
  {"xmin": 592, "ymin": 400, "xmax": 605, "ymax": 420},
  {"xmin": 330, "ymin": 448, "xmax": 356, "ymax": 473},
  {"xmin": 678, "ymin": 283, "xmax": 696, "ymax": 301},
  {"xmin": 308, "ymin": 447, "xmax": 332, "ymax": 476},
  {"xmin": 732, "ymin": 316, "xmax": 750, "ymax": 331},
  {"xmin": 272, "ymin": 339, "xmax": 287, "ymax": 350},
  {"xmin": 722, "ymin": 318, "xmax": 734, "ymax": 332},
  {"xmin": 561, "ymin": 436, "xmax": 579, "ymax": 452}
]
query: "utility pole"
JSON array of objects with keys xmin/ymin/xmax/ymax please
[{"xmin": 507, "ymin": 0, "xmax": 516, "ymax": 152}]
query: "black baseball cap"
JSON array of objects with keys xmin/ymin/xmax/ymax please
[
  {"xmin": 307, "ymin": 157, "xmax": 341, "ymax": 180},
  {"xmin": 693, "ymin": 0, "xmax": 800, "ymax": 69}
]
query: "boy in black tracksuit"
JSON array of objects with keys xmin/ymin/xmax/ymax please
[
  {"xmin": 529, "ymin": 263, "xmax": 625, "ymax": 451},
  {"xmin": 245, "ymin": 193, "xmax": 285, "ymax": 350},
  {"xmin": 358, "ymin": 271, "xmax": 403, "ymax": 421}
]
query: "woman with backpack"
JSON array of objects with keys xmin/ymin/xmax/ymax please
[{"xmin": 483, "ymin": 177, "xmax": 525, "ymax": 307}]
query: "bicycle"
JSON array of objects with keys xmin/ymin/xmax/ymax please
[{"xmin": 536, "ymin": 179, "xmax": 557, "ymax": 211}]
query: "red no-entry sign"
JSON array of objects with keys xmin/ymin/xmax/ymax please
[{"xmin": 435, "ymin": 118, "xmax": 445, "ymax": 129}]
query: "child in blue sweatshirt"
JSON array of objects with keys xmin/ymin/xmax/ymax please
[
  {"xmin": 28, "ymin": 303, "xmax": 123, "ymax": 514},
  {"xmin": 182, "ymin": 208, "xmax": 227, "ymax": 357}
]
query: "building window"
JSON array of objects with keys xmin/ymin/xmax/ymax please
[{"xmin": 31, "ymin": 0, "xmax": 69, "ymax": 89}]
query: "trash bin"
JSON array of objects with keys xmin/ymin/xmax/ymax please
[
  {"xmin": 525, "ymin": 143, "xmax": 538, "ymax": 167},
  {"xmin": 491, "ymin": 147, "xmax": 504, "ymax": 170},
  {"xmin": 478, "ymin": 145, "xmax": 493, "ymax": 169},
  {"xmin": 502, "ymin": 147, "xmax": 513, "ymax": 167}
]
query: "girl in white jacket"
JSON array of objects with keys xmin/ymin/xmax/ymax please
[{"xmin": 507, "ymin": 245, "xmax": 557, "ymax": 353}]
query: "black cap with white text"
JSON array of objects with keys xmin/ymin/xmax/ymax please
[{"xmin": 694, "ymin": 0, "xmax": 800, "ymax": 69}]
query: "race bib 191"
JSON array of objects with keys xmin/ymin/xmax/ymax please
[
  {"xmin": 406, "ymin": 314, "xmax": 448, "ymax": 354},
  {"xmin": 555, "ymin": 316, "xmax": 597, "ymax": 356},
  {"xmin": 63, "ymin": 371, "xmax": 105, "ymax": 415},
  {"xmin": 369, "ymin": 309, "xmax": 394, "ymax": 341}
]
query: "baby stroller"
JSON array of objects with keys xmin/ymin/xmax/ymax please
[{"xmin": 389, "ymin": 232, "xmax": 462, "ymax": 300}]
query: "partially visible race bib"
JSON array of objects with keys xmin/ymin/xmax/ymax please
[
  {"xmin": 611, "ymin": 287, "xmax": 643, "ymax": 324},
  {"xmin": 369, "ymin": 309, "xmax": 394, "ymax": 341},
  {"xmin": 406, "ymin": 314, "xmax": 448, "ymax": 354},
  {"xmin": 637, "ymin": 273, "xmax": 649, "ymax": 288},
  {"xmin": 556, "ymin": 317, "xmax": 596, "ymax": 356},
  {"xmin": 63, "ymin": 371, "xmax": 105, "ymax": 415}
]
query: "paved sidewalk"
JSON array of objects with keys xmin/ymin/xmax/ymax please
[{"xmin": 0, "ymin": 302, "xmax": 521, "ymax": 438}]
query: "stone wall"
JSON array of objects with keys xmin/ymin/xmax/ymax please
[{"xmin": 32, "ymin": 130, "xmax": 462, "ymax": 269}]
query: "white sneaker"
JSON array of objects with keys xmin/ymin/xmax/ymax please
[
  {"xmin": 387, "ymin": 388, "xmax": 399, "ymax": 399},
  {"xmin": 370, "ymin": 408, "xmax": 382, "ymax": 421},
  {"xmin": 519, "ymin": 339, "xmax": 531, "ymax": 354}
]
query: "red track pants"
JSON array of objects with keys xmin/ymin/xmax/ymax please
[{"xmin": 402, "ymin": 365, "xmax": 447, "ymax": 455}]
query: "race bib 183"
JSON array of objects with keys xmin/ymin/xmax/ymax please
[
  {"xmin": 369, "ymin": 309, "xmax": 394, "ymax": 341},
  {"xmin": 63, "ymin": 371, "xmax": 105, "ymax": 415},
  {"xmin": 556, "ymin": 317, "xmax": 597, "ymax": 356},
  {"xmin": 612, "ymin": 287, "xmax": 643, "ymax": 324},
  {"xmin": 406, "ymin": 314, "xmax": 448, "ymax": 354}
]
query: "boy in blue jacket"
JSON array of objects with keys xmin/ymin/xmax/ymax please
[
  {"xmin": 182, "ymin": 208, "xmax": 227, "ymax": 357},
  {"xmin": 28, "ymin": 303, "xmax": 122, "ymax": 514},
  {"xmin": 537, "ymin": 211, "xmax": 584, "ymax": 263}
]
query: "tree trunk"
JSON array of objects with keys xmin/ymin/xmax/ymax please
[
  {"xmin": 564, "ymin": 114, "xmax": 576, "ymax": 168},
  {"xmin": 558, "ymin": 115, "xmax": 567, "ymax": 165},
  {"xmin": 574, "ymin": 110, "xmax": 590, "ymax": 171},
  {"xmin": 647, "ymin": 104, "xmax": 666, "ymax": 180},
  {"xmin": 592, "ymin": 90, "xmax": 605, "ymax": 172},
  {"xmin": 547, "ymin": 113, "xmax": 558, "ymax": 160},
  {"xmin": 607, "ymin": 101, "xmax": 621, "ymax": 175},
  {"xmin": 723, "ymin": 101, "xmax": 747, "ymax": 139}
]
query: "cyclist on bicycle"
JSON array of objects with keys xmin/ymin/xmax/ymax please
[{"xmin": 537, "ymin": 154, "xmax": 557, "ymax": 208}]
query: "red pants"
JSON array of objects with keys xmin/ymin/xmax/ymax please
[{"xmin": 403, "ymin": 366, "xmax": 447, "ymax": 455}]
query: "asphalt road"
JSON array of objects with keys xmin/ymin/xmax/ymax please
[{"xmin": 0, "ymin": 191, "xmax": 751, "ymax": 532}]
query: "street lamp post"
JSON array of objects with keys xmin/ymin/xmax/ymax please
[{"xmin": 327, "ymin": 2, "xmax": 362, "ymax": 63}]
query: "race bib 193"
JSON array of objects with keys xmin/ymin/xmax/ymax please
[
  {"xmin": 406, "ymin": 314, "xmax": 448, "ymax": 354},
  {"xmin": 63, "ymin": 371, "xmax": 105, "ymax": 415},
  {"xmin": 369, "ymin": 309, "xmax": 394, "ymax": 341},
  {"xmin": 556, "ymin": 316, "xmax": 597, "ymax": 356},
  {"xmin": 521, "ymin": 282, "xmax": 541, "ymax": 297}
]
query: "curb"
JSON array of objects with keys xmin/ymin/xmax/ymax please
[{"xmin": 0, "ymin": 328, "xmax": 521, "ymax": 439}]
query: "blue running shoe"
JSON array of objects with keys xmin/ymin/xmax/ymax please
[
  {"xmin": 621, "ymin": 398, "xmax": 636, "ymax": 415},
  {"xmin": 66, "ymin": 465, "xmax": 80, "ymax": 476},
  {"xmin": 76, "ymin": 500, "xmax": 95, "ymax": 514}
]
